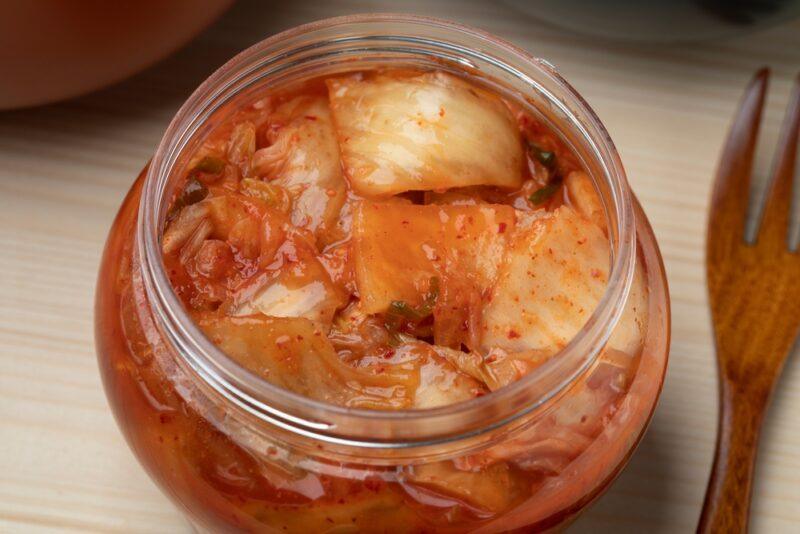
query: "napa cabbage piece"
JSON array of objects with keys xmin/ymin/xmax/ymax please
[
  {"xmin": 227, "ymin": 121, "xmax": 256, "ymax": 176},
  {"xmin": 197, "ymin": 314, "xmax": 484, "ymax": 409},
  {"xmin": 351, "ymin": 341, "xmax": 486, "ymax": 408},
  {"xmin": 162, "ymin": 202, "xmax": 211, "ymax": 256},
  {"xmin": 609, "ymin": 253, "xmax": 649, "ymax": 356},
  {"xmin": 480, "ymin": 205, "xmax": 610, "ymax": 352},
  {"xmin": 204, "ymin": 194, "xmax": 266, "ymax": 240},
  {"xmin": 352, "ymin": 201, "xmax": 515, "ymax": 315},
  {"xmin": 352, "ymin": 202, "xmax": 440, "ymax": 313},
  {"xmin": 231, "ymin": 269, "xmax": 344, "ymax": 326},
  {"xmin": 564, "ymin": 170, "xmax": 649, "ymax": 355},
  {"xmin": 327, "ymin": 71, "xmax": 524, "ymax": 196},
  {"xmin": 565, "ymin": 170, "xmax": 606, "ymax": 232},
  {"xmin": 434, "ymin": 345, "xmax": 554, "ymax": 392},
  {"xmin": 251, "ymin": 96, "xmax": 346, "ymax": 247},
  {"xmin": 228, "ymin": 233, "xmax": 347, "ymax": 326},
  {"xmin": 410, "ymin": 344, "xmax": 485, "ymax": 408},
  {"xmin": 162, "ymin": 194, "xmax": 271, "ymax": 260},
  {"xmin": 405, "ymin": 461, "xmax": 526, "ymax": 514},
  {"xmin": 454, "ymin": 350, "xmax": 634, "ymax": 475},
  {"xmin": 196, "ymin": 314, "xmax": 414, "ymax": 408}
]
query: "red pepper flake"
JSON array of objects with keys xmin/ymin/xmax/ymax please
[
  {"xmin": 577, "ymin": 237, "xmax": 587, "ymax": 245},
  {"xmin": 304, "ymin": 115, "xmax": 318, "ymax": 121},
  {"xmin": 296, "ymin": 335, "xmax": 304, "ymax": 341},
  {"xmin": 439, "ymin": 107, "xmax": 445, "ymax": 117},
  {"xmin": 591, "ymin": 268, "xmax": 602, "ymax": 278},
  {"xmin": 507, "ymin": 329, "xmax": 521, "ymax": 339},
  {"xmin": 498, "ymin": 222, "xmax": 507, "ymax": 234},
  {"xmin": 383, "ymin": 349, "xmax": 396, "ymax": 359}
]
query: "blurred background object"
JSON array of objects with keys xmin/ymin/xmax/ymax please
[
  {"xmin": 503, "ymin": 0, "xmax": 800, "ymax": 43},
  {"xmin": 0, "ymin": 0, "xmax": 233, "ymax": 110}
]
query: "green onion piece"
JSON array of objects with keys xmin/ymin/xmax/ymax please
[
  {"xmin": 193, "ymin": 156, "xmax": 226, "ymax": 175},
  {"xmin": 167, "ymin": 178, "xmax": 208, "ymax": 221},
  {"xmin": 537, "ymin": 150, "xmax": 556, "ymax": 167},
  {"xmin": 528, "ymin": 143, "xmax": 556, "ymax": 169},
  {"xmin": 383, "ymin": 310, "xmax": 405, "ymax": 346},
  {"xmin": 389, "ymin": 300, "xmax": 426, "ymax": 320},
  {"xmin": 385, "ymin": 276, "xmax": 440, "ymax": 333},
  {"xmin": 528, "ymin": 183, "xmax": 560, "ymax": 205},
  {"xmin": 181, "ymin": 178, "xmax": 209, "ymax": 205},
  {"xmin": 387, "ymin": 331, "xmax": 403, "ymax": 348}
]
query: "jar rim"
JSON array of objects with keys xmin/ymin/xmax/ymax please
[{"xmin": 137, "ymin": 13, "xmax": 636, "ymax": 449}]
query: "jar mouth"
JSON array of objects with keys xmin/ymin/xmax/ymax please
[{"xmin": 137, "ymin": 13, "xmax": 636, "ymax": 449}]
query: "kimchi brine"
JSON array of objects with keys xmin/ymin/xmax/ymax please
[{"xmin": 96, "ymin": 17, "xmax": 669, "ymax": 534}]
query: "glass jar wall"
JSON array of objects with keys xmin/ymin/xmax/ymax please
[{"xmin": 95, "ymin": 15, "xmax": 669, "ymax": 533}]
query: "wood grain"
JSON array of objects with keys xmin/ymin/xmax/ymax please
[
  {"xmin": 699, "ymin": 70, "xmax": 800, "ymax": 533},
  {"xmin": 1, "ymin": 1, "xmax": 800, "ymax": 532}
]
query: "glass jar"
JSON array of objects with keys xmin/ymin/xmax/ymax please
[{"xmin": 95, "ymin": 14, "xmax": 669, "ymax": 533}]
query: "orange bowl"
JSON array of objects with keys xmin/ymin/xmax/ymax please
[{"xmin": 0, "ymin": 0, "xmax": 233, "ymax": 110}]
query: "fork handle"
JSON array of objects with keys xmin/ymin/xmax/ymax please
[{"xmin": 697, "ymin": 384, "xmax": 768, "ymax": 534}]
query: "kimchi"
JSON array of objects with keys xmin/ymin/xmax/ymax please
[{"xmin": 161, "ymin": 69, "xmax": 648, "ymax": 412}]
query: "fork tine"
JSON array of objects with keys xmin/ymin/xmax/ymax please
[
  {"xmin": 708, "ymin": 69, "xmax": 769, "ymax": 254},
  {"xmin": 757, "ymin": 74, "xmax": 800, "ymax": 248}
]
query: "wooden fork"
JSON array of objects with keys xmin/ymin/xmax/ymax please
[{"xmin": 699, "ymin": 69, "xmax": 800, "ymax": 533}]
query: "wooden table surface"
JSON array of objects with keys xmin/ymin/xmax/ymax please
[{"xmin": 2, "ymin": 1, "xmax": 800, "ymax": 532}]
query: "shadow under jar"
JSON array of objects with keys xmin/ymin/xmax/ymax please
[{"xmin": 95, "ymin": 15, "xmax": 670, "ymax": 533}]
